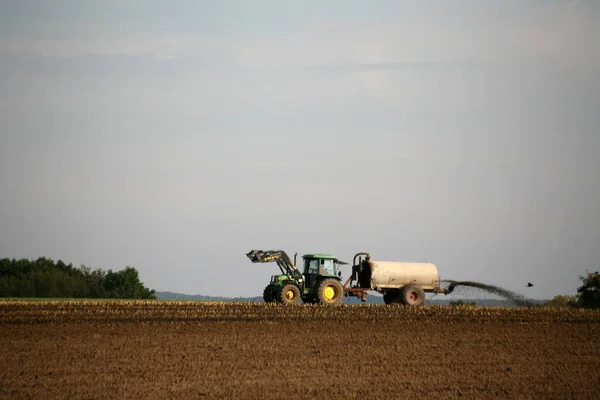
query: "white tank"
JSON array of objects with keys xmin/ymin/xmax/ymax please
[{"xmin": 364, "ymin": 260, "xmax": 440, "ymax": 291}]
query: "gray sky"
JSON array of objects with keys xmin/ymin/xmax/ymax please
[{"xmin": 1, "ymin": 0, "xmax": 599, "ymax": 299}]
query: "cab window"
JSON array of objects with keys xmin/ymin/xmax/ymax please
[
  {"xmin": 305, "ymin": 259, "xmax": 319, "ymax": 275},
  {"xmin": 304, "ymin": 258, "xmax": 336, "ymax": 275},
  {"xmin": 320, "ymin": 259, "xmax": 335, "ymax": 275}
]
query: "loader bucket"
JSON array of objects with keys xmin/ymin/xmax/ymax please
[{"xmin": 246, "ymin": 250, "xmax": 266, "ymax": 263}]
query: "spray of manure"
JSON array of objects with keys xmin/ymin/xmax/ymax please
[{"xmin": 442, "ymin": 280, "xmax": 533, "ymax": 307}]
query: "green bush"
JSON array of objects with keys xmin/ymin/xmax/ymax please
[{"xmin": 544, "ymin": 295, "xmax": 578, "ymax": 308}]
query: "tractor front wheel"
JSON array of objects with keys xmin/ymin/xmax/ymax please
[
  {"xmin": 279, "ymin": 284, "xmax": 301, "ymax": 305},
  {"xmin": 316, "ymin": 279, "xmax": 344, "ymax": 305}
]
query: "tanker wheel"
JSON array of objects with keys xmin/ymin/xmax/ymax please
[
  {"xmin": 383, "ymin": 291, "xmax": 392, "ymax": 304},
  {"xmin": 279, "ymin": 284, "xmax": 301, "ymax": 305},
  {"xmin": 383, "ymin": 290, "xmax": 404, "ymax": 305},
  {"xmin": 263, "ymin": 284, "xmax": 276, "ymax": 302},
  {"xmin": 402, "ymin": 284, "xmax": 425, "ymax": 306},
  {"xmin": 316, "ymin": 279, "xmax": 344, "ymax": 305}
]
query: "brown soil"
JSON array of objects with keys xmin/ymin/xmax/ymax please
[{"xmin": 1, "ymin": 301, "xmax": 599, "ymax": 399}]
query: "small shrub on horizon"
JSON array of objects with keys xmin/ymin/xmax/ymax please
[
  {"xmin": 449, "ymin": 300, "xmax": 477, "ymax": 307},
  {"xmin": 544, "ymin": 295, "xmax": 579, "ymax": 308}
]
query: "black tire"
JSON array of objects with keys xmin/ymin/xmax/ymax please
[
  {"xmin": 263, "ymin": 284, "xmax": 276, "ymax": 302},
  {"xmin": 279, "ymin": 284, "xmax": 301, "ymax": 304},
  {"xmin": 383, "ymin": 290, "xmax": 404, "ymax": 305},
  {"xmin": 316, "ymin": 279, "xmax": 344, "ymax": 305},
  {"xmin": 402, "ymin": 284, "xmax": 425, "ymax": 306},
  {"xmin": 383, "ymin": 291, "xmax": 392, "ymax": 304}
]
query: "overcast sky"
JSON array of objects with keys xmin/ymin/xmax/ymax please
[{"xmin": 1, "ymin": 0, "xmax": 599, "ymax": 300}]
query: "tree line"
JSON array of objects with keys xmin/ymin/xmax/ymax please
[
  {"xmin": 0, "ymin": 257, "xmax": 156, "ymax": 299},
  {"xmin": 544, "ymin": 271, "xmax": 600, "ymax": 309}
]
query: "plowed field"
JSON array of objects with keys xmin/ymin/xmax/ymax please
[{"xmin": 1, "ymin": 301, "xmax": 599, "ymax": 399}]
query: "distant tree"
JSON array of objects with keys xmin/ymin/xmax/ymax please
[
  {"xmin": 79, "ymin": 265, "xmax": 107, "ymax": 298},
  {"xmin": 544, "ymin": 295, "xmax": 579, "ymax": 308},
  {"xmin": 577, "ymin": 271, "xmax": 600, "ymax": 309},
  {"xmin": 104, "ymin": 266, "xmax": 156, "ymax": 299}
]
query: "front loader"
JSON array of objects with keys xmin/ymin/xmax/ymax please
[{"xmin": 246, "ymin": 250, "xmax": 347, "ymax": 305}]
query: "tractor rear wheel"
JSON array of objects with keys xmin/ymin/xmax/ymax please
[
  {"xmin": 263, "ymin": 284, "xmax": 276, "ymax": 302},
  {"xmin": 316, "ymin": 279, "xmax": 344, "ymax": 305},
  {"xmin": 401, "ymin": 284, "xmax": 425, "ymax": 306},
  {"xmin": 279, "ymin": 284, "xmax": 301, "ymax": 305}
]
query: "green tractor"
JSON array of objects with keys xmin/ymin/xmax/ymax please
[{"xmin": 246, "ymin": 249, "xmax": 347, "ymax": 305}]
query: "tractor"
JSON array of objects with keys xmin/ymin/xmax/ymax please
[{"xmin": 246, "ymin": 250, "xmax": 347, "ymax": 305}]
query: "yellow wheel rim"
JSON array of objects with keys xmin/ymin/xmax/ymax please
[
  {"xmin": 323, "ymin": 286, "xmax": 335, "ymax": 301},
  {"xmin": 285, "ymin": 290, "xmax": 295, "ymax": 300}
]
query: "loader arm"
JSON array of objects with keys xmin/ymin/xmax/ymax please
[{"xmin": 246, "ymin": 250, "xmax": 303, "ymax": 281}]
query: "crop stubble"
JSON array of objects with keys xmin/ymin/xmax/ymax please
[{"xmin": 1, "ymin": 301, "xmax": 599, "ymax": 399}]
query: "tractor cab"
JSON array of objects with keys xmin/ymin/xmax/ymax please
[
  {"xmin": 303, "ymin": 255, "xmax": 340, "ymax": 276},
  {"xmin": 302, "ymin": 254, "xmax": 341, "ymax": 294}
]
